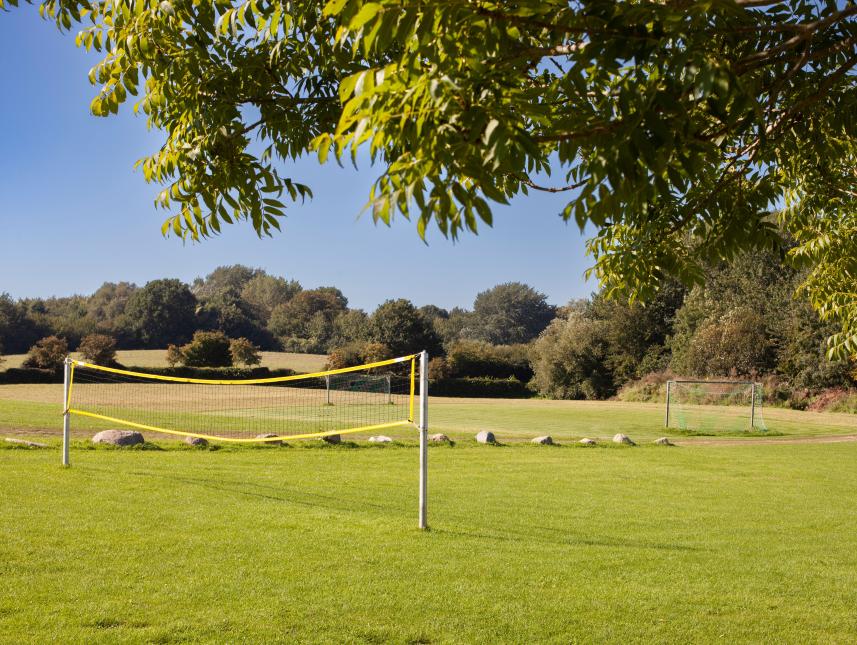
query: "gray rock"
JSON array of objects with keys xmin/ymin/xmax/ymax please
[
  {"xmin": 429, "ymin": 433, "xmax": 451, "ymax": 443},
  {"xmin": 368, "ymin": 435, "xmax": 393, "ymax": 443},
  {"xmin": 255, "ymin": 433, "xmax": 283, "ymax": 446},
  {"xmin": 92, "ymin": 430, "xmax": 144, "ymax": 446},
  {"xmin": 613, "ymin": 433, "xmax": 636, "ymax": 446},
  {"xmin": 654, "ymin": 437, "xmax": 674, "ymax": 446},
  {"xmin": 531, "ymin": 435, "xmax": 554, "ymax": 445},
  {"xmin": 475, "ymin": 431, "xmax": 496, "ymax": 444},
  {"xmin": 321, "ymin": 434, "xmax": 341, "ymax": 445},
  {"xmin": 184, "ymin": 436, "xmax": 209, "ymax": 447},
  {"xmin": 579, "ymin": 438, "xmax": 597, "ymax": 446}
]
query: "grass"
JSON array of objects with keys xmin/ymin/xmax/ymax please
[
  {"xmin": 1, "ymin": 384, "xmax": 855, "ymax": 443},
  {"xmin": 1, "ymin": 442, "xmax": 856, "ymax": 643},
  {"xmin": 0, "ymin": 349, "xmax": 329, "ymax": 373}
]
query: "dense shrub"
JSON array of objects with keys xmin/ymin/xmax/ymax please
[
  {"xmin": 429, "ymin": 377, "xmax": 533, "ymax": 398},
  {"xmin": 165, "ymin": 344, "xmax": 184, "ymax": 367},
  {"xmin": 178, "ymin": 331, "xmax": 233, "ymax": 367},
  {"xmin": 327, "ymin": 341, "xmax": 393, "ymax": 369},
  {"xmin": 78, "ymin": 334, "xmax": 118, "ymax": 366},
  {"xmin": 445, "ymin": 340, "xmax": 533, "ymax": 381},
  {"xmin": 230, "ymin": 337, "xmax": 262, "ymax": 366},
  {"xmin": 23, "ymin": 336, "xmax": 68, "ymax": 372},
  {"xmin": 530, "ymin": 312, "xmax": 615, "ymax": 400}
]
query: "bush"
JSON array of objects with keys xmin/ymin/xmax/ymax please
[
  {"xmin": 429, "ymin": 377, "xmax": 533, "ymax": 398},
  {"xmin": 230, "ymin": 337, "xmax": 262, "ymax": 366},
  {"xmin": 428, "ymin": 357, "xmax": 453, "ymax": 380},
  {"xmin": 530, "ymin": 312, "xmax": 615, "ymax": 400},
  {"xmin": 179, "ymin": 331, "xmax": 233, "ymax": 367},
  {"xmin": 23, "ymin": 336, "xmax": 68, "ymax": 372},
  {"xmin": 165, "ymin": 344, "xmax": 184, "ymax": 367},
  {"xmin": 78, "ymin": 334, "xmax": 118, "ymax": 366},
  {"xmin": 444, "ymin": 340, "xmax": 533, "ymax": 381},
  {"xmin": 327, "ymin": 341, "xmax": 393, "ymax": 370}
]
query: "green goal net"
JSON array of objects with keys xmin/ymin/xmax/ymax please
[{"xmin": 666, "ymin": 380, "xmax": 766, "ymax": 433}]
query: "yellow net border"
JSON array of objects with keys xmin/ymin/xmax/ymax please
[{"xmin": 65, "ymin": 354, "xmax": 420, "ymax": 443}]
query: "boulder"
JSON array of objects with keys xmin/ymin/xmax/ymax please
[
  {"xmin": 612, "ymin": 433, "xmax": 636, "ymax": 446},
  {"xmin": 531, "ymin": 435, "xmax": 554, "ymax": 445},
  {"xmin": 92, "ymin": 430, "xmax": 144, "ymax": 447},
  {"xmin": 429, "ymin": 433, "xmax": 451, "ymax": 443},
  {"xmin": 255, "ymin": 433, "xmax": 283, "ymax": 446},
  {"xmin": 184, "ymin": 436, "xmax": 209, "ymax": 447},
  {"xmin": 475, "ymin": 431, "xmax": 496, "ymax": 444},
  {"xmin": 321, "ymin": 434, "xmax": 341, "ymax": 445},
  {"xmin": 654, "ymin": 437, "xmax": 675, "ymax": 446},
  {"xmin": 579, "ymin": 438, "xmax": 597, "ymax": 446},
  {"xmin": 368, "ymin": 435, "xmax": 393, "ymax": 443}
]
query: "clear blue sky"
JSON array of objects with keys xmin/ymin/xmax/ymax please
[{"xmin": 0, "ymin": 9, "xmax": 594, "ymax": 311}]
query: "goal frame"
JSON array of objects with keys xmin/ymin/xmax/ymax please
[
  {"xmin": 62, "ymin": 350, "xmax": 431, "ymax": 529},
  {"xmin": 665, "ymin": 379, "xmax": 761, "ymax": 431}
]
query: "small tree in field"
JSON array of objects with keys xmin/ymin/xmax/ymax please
[
  {"xmin": 165, "ymin": 344, "xmax": 184, "ymax": 367},
  {"xmin": 23, "ymin": 336, "xmax": 68, "ymax": 371},
  {"xmin": 179, "ymin": 331, "xmax": 233, "ymax": 367},
  {"xmin": 230, "ymin": 337, "xmax": 261, "ymax": 367},
  {"xmin": 78, "ymin": 334, "xmax": 118, "ymax": 366}
]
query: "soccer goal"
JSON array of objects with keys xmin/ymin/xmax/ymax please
[
  {"xmin": 62, "ymin": 351, "xmax": 430, "ymax": 528},
  {"xmin": 665, "ymin": 380, "xmax": 766, "ymax": 433}
]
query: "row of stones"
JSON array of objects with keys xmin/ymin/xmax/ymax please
[
  {"xmin": 475, "ymin": 431, "xmax": 674, "ymax": 447},
  {"xmin": 90, "ymin": 429, "xmax": 674, "ymax": 447}
]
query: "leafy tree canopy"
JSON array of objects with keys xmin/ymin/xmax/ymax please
[
  {"xmin": 4, "ymin": 0, "xmax": 857, "ymax": 355},
  {"xmin": 125, "ymin": 278, "xmax": 197, "ymax": 347},
  {"xmin": 471, "ymin": 282, "xmax": 556, "ymax": 344}
]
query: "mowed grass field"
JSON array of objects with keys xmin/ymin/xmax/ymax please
[
  {"xmin": 1, "ymin": 441, "xmax": 857, "ymax": 643},
  {"xmin": 1, "ymin": 385, "xmax": 856, "ymax": 642},
  {"xmin": 0, "ymin": 349, "xmax": 329, "ymax": 373}
]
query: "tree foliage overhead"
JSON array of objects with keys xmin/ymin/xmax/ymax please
[{"xmin": 6, "ymin": 0, "xmax": 855, "ymax": 356}]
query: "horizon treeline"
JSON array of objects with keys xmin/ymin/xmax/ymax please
[{"xmin": 1, "ymin": 253, "xmax": 854, "ymax": 402}]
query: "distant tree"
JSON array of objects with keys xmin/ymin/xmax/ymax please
[
  {"xmin": 165, "ymin": 344, "xmax": 184, "ymax": 367},
  {"xmin": 23, "ymin": 336, "xmax": 68, "ymax": 372},
  {"xmin": 179, "ymin": 331, "xmax": 233, "ymax": 367},
  {"xmin": 434, "ymin": 307, "xmax": 477, "ymax": 347},
  {"xmin": 78, "ymin": 334, "xmax": 118, "ymax": 366},
  {"xmin": 370, "ymin": 299, "xmax": 443, "ymax": 357},
  {"xmin": 240, "ymin": 274, "xmax": 302, "ymax": 321},
  {"xmin": 673, "ymin": 308, "xmax": 773, "ymax": 378},
  {"xmin": 230, "ymin": 337, "xmax": 262, "ymax": 367},
  {"xmin": 86, "ymin": 282, "xmax": 138, "ymax": 335},
  {"xmin": 530, "ymin": 309, "xmax": 614, "ymax": 400},
  {"xmin": 21, "ymin": 295, "xmax": 95, "ymax": 349},
  {"xmin": 471, "ymin": 283, "xmax": 555, "ymax": 345},
  {"xmin": 195, "ymin": 291, "xmax": 267, "ymax": 345},
  {"xmin": 419, "ymin": 305, "xmax": 449, "ymax": 321},
  {"xmin": 124, "ymin": 279, "xmax": 197, "ymax": 348},
  {"xmin": 0, "ymin": 293, "xmax": 43, "ymax": 353},
  {"xmin": 192, "ymin": 265, "xmax": 263, "ymax": 301},
  {"xmin": 268, "ymin": 288, "xmax": 348, "ymax": 347},
  {"xmin": 330, "ymin": 310, "xmax": 371, "ymax": 347}
]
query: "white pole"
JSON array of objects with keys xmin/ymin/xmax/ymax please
[
  {"xmin": 750, "ymin": 383, "xmax": 757, "ymax": 430},
  {"xmin": 386, "ymin": 374, "xmax": 392, "ymax": 405},
  {"xmin": 665, "ymin": 380, "xmax": 672, "ymax": 427},
  {"xmin": 62, "ymin": 357, "xmax": 71, "ymax": 467},
  {"xmin": 418, "ymin": 350, "xmax": 428, "ymax": 530},
  {"xmin": 325, "ymin": 375, "xmax": 330, "ymax": 405}
]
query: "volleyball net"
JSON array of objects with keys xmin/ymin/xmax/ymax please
[{"xmin": 64, "ymin": 354, "xmax": 420, "ymax": 443}]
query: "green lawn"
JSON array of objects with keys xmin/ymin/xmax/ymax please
[
  {"xmin": 1, "ymin": 442, "xmax": 856, "ymax": 643},
  {"xmin": 2, "ymin": 385, "xmax": 857, "ymax": 444},
  {"xmin": 0, "ymin": 349, "xmax": 329, "ymax": 373}
]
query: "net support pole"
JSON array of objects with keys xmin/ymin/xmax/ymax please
[
  {"xmin": 418, "ymin": 350, "xmax": 428, "ymax": 530},
  {"xmin": 62, "ymin": 357, "xmax": 71, "ymax": 467},
  {"xmin": 750, "ymin": 382, "xmax": 756, "ymax": 430},
  {"xmin": 664, "ymin": 380, "xmax": 671, "ymax": 428},
  {"xmin": 325, "ymin": 375, "xmax": 330, "ymax": 405}
]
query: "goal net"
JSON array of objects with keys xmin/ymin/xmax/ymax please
[
  {"xmin": 666, "ymin": 380, "xmax": 766, "ymax": 433},
  {"xmin": 64, "ymin": 354, "xmax": 420, "ymax": 443}
]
